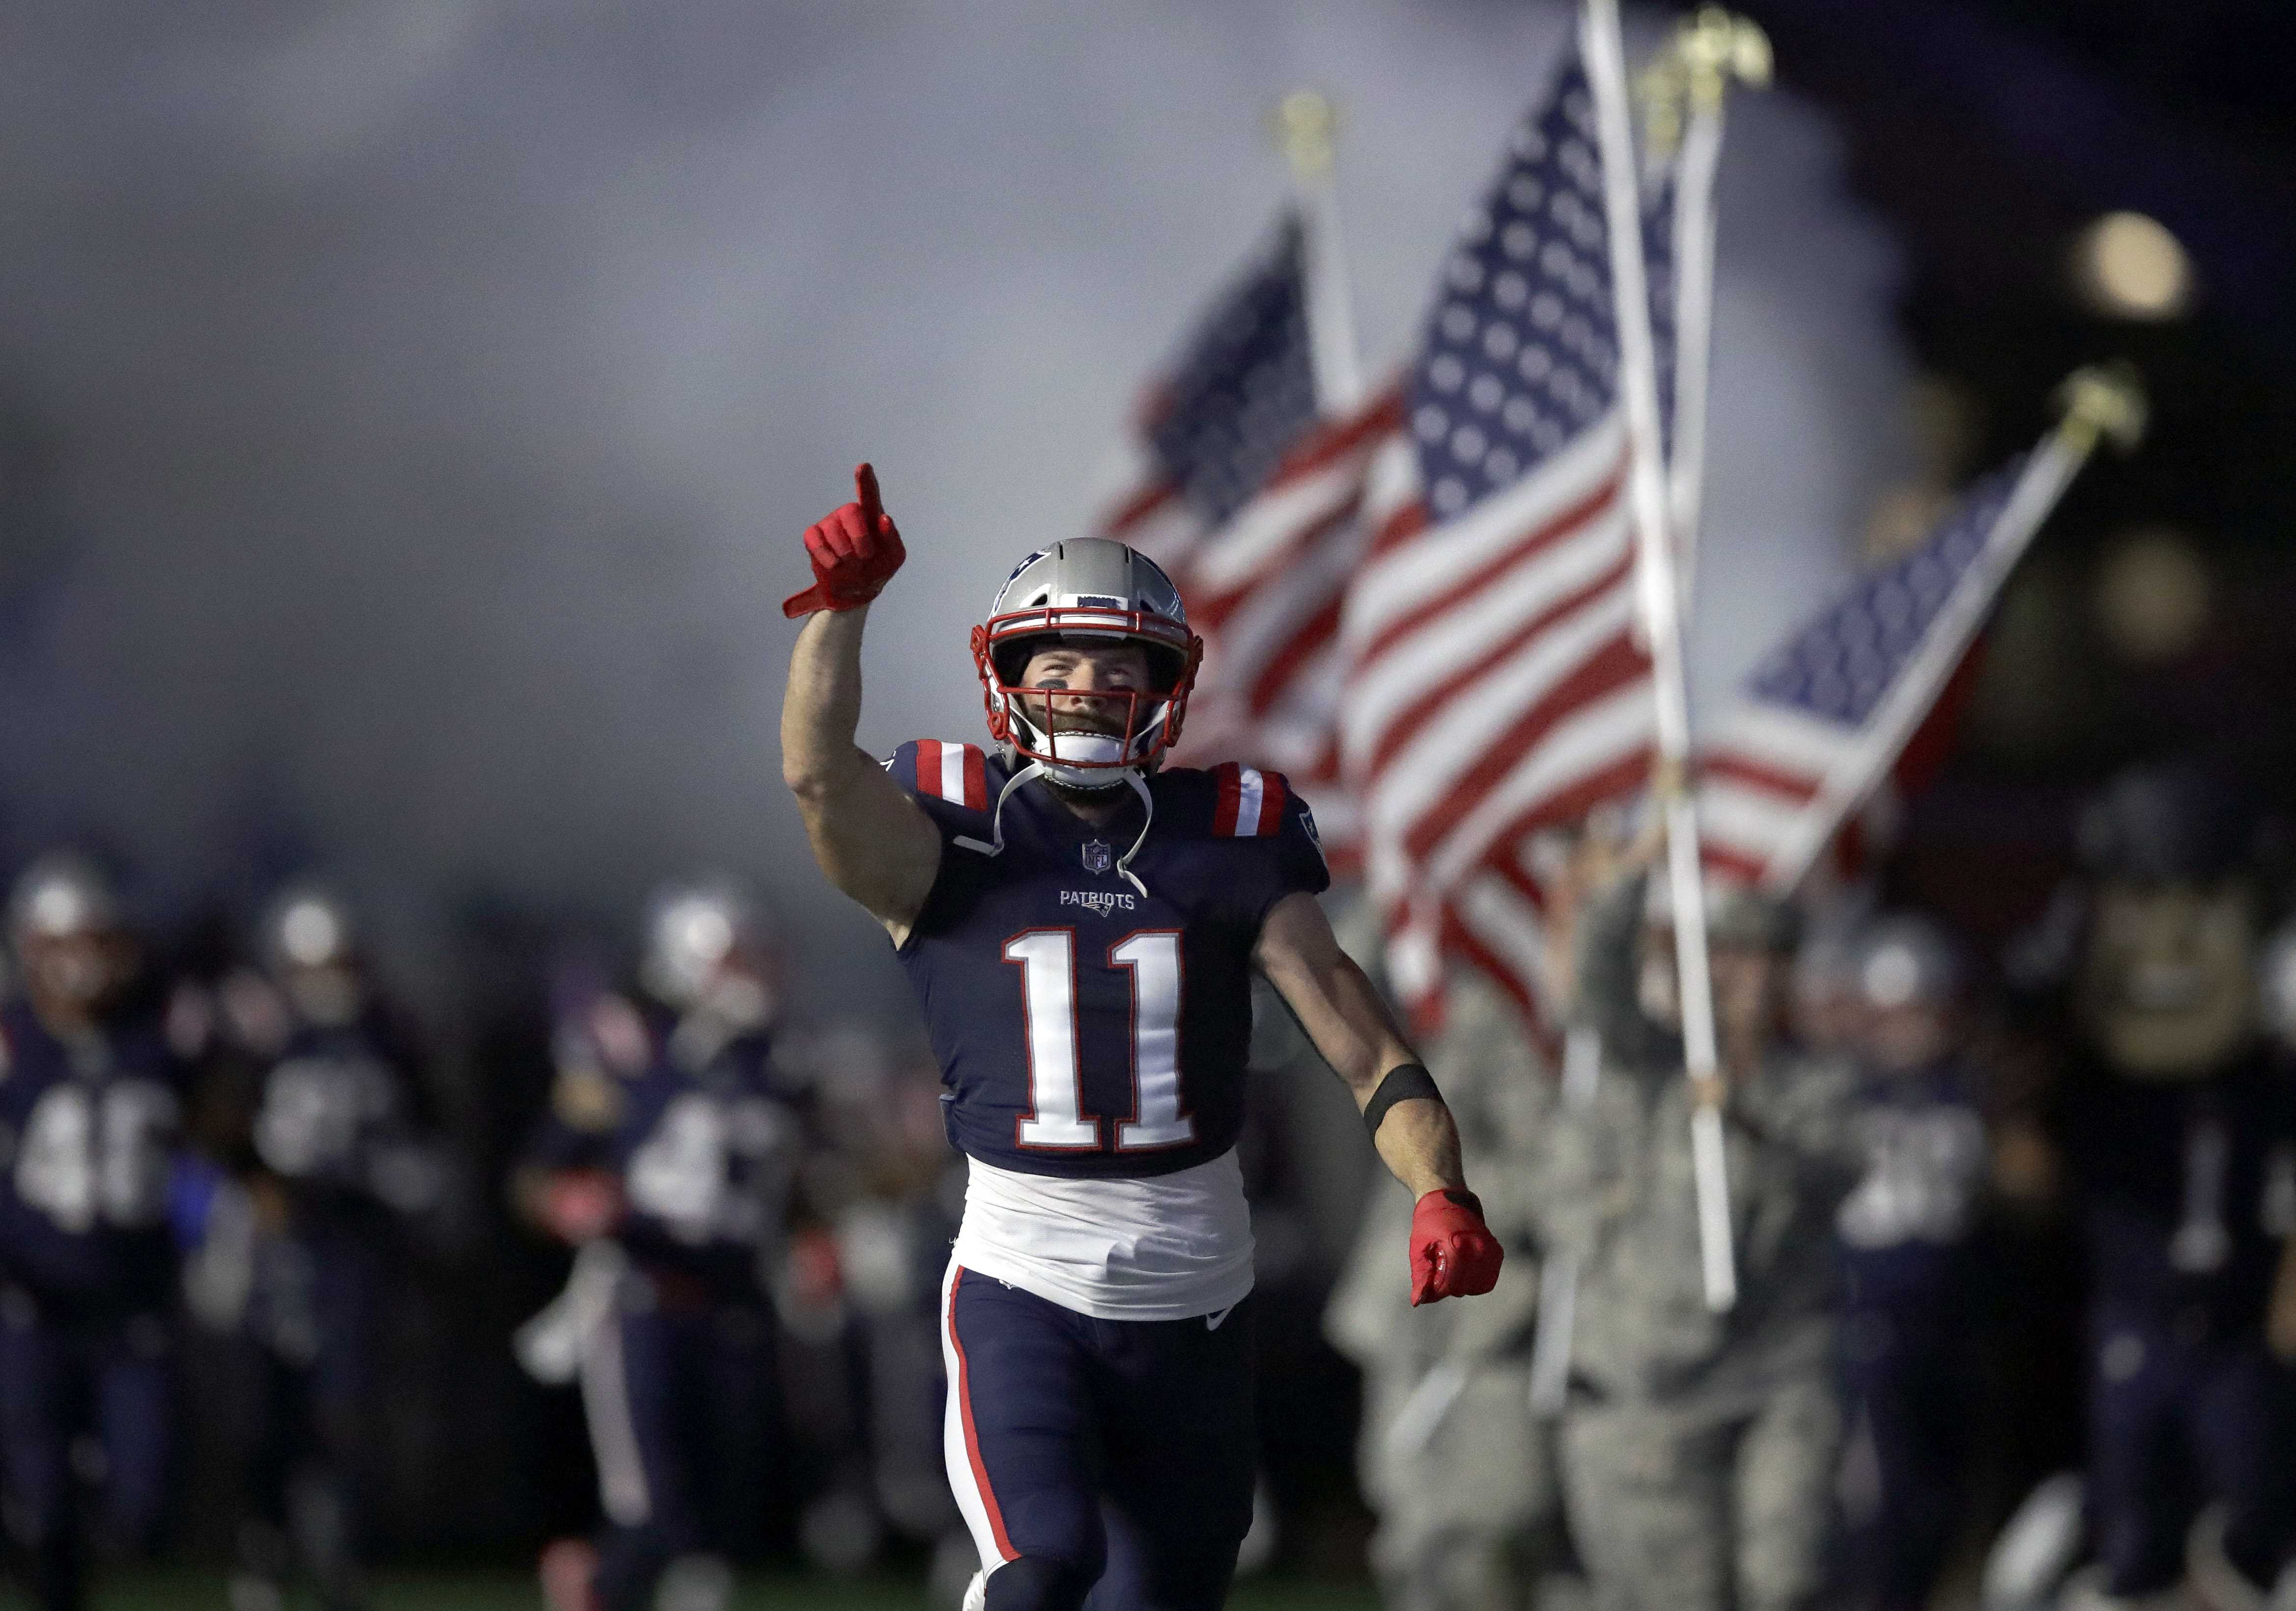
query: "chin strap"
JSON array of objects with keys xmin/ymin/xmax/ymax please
[
  {"xmin": 1112, "ymin": 771, "xmax": 1156, "ymax": 899},
  {"xmin": 950, "ymin": 761, "xmax": 1159, "ymax": 900},
  {"xmin": 952, "ymin": 762, "xmax": 1046, "ymax": 859}
]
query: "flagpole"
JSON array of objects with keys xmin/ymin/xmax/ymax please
[
  {"xmin": 1274, "ymin": 91, "xmax": 1367, "ymax": 414},
  {"xmin": 1527, "ymin": 1020, "xmax": 1603, "ymax": 1416},
  {"xmin": 1583, "ymin": 0, "xmax": 1737, "ymax": 1312},
  {"xmin": 1759, "ymin": 364, "xmax": 2147, "ymax": 897},
  {"xmin": 1650, "ymin": 11, "xmax": 1770, "ymax": 600}
]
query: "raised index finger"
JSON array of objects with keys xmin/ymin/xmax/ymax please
[{"xmin": 853, "ymin": 462, "xmax": 884, "ymax": 529}]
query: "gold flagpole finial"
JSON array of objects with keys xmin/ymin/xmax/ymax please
[
  {"xmin": 1270, "ymin": 90, "xmax": 1339, "ymax": 184},
  {"xmin": 2054, "ymin": 361, "xmax": 2148, "ymax": 455},
  {"xmin": 1675, "ymin": 8, "xmax": 1773, "ymax": 112}
]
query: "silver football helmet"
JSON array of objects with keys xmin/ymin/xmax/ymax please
[
  {"xmin": 9, "ymin": 852, "xmax": 129, "ymax": 1011},
  {"xmin": 9, "ymin": 852, "xmax": 120, "ymax": 943},
  {"xmin": 641, "ymin": 881, "xmax": 777, "ymax": 1028},
  {"xmin": 971, "ymin": 539, "xmax": 1201, "ymax": 792},
  {"xmin": 263, "ymin": 885, "xmax": 357, "ymax": 973},
  {"xmin": 258, "ymin": 884, "xmax": 367, "ymax": 1026},
  {"xmin": 1854, "ymin": 913, "xmax": 1963, "ymax": 1010}
]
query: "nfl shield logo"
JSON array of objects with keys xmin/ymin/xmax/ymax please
[{"xmin": 1081, "ymin": 840, "xmax": 1113, "ymax": 874}]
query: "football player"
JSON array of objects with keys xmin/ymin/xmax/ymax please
[
  {"xmin": 218, "ymin": 885, "xmax": 441, "ymax": 1611},
  {"xmin": 0, "ymin": 854, "xmax": 187, "ymax": 1611},
  {"xmin": 779, "ymin": 465, "xmax": 1503, "ymax": 1611},
  {"xmin": 1834, "ymin": 914, "xmax": 1988, "ymax": 1611},
  {"xmin": 516, "ymin": 883, "xmax": 802, "ymax": 1611}
]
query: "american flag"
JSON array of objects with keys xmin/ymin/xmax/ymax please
[
  {"xmin": 1096, "ymin": 215, "xmax": 1322, "ymax": 574},
  {"xmin": 1171, "ymin": 387, "xmax": 1402, "ymax": 866},
  {"xmin": 1094, "ymin": 214, "xmax": 1387, "ymax": 861},
  {"xmin": 1698, "ymin": 460, "xmax": 2026, "ymax": 892},
  {"xmin": 1340, "ymin": 47, "xmax": 1669, "ymax": 1021}
]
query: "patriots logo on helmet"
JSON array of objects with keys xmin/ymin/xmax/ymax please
[
  {"xmin": 1002, "ymin": 549, "xmax": 1050, "ymax": 586},
  {"xmin": 1081, "ymin": 840, "xmax": 1113, "ymax": 874}
]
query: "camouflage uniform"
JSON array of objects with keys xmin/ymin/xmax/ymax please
[
  {"xmin": 1328, "ymin": 973, "xmax": 1559, "ymax": 1611},
  {"xmin": 1540, "ymin": 875, "xmax": 1863, "ymax": 1611}
]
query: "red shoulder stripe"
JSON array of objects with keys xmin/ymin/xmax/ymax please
[
  {"xmin": 1212, "ymin": 763, "xmax": 1242, "ymax": 837},
  {"xmin": 1253, "ymin": 768, "xmax": 1289, "ymax": 837},
  {"xmin": 1210, "ymin": 763, "xmax": 1285, "ymax": 837},
  {"xmin": 912, "ymin": 740, "xmax": 988, "ymax": 810}
]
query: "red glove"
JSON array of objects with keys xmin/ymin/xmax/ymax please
[
  {"xmin": 782, "ymin": 462, "xmax": 907, "ymax": 618},
  {"xmin": 539, "ymin": 1169, "xmax": 624, "ymax": 1245},
  {"xmin": 785, "ymin": 1225, "xmax": 844, "ymax": 1311},
  {"xmin": 1409, "ymin": 1188, "xmax": 1504, "ymax": 1305}
]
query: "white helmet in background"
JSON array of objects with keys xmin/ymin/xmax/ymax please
[
  {"xmin": 1854, "ymin": 913, "xmax": 1965, "ymax": 1012},
  {"xmin": 9, "ymin": 852, "xmax": 120, "ymax": 944},
  {"xmin": 971, "ymin": 539, "xmax": 1201, "ymax": 792},
  {"xmin": 641, "ymin": 882, "xmax": 777, "ymax": 1028},
  {"xmin": 9, "ymin": 851, "xmax": 130, "ymax": 1012},
  {"xmin": 263, "ymin": 885, "xmax": 357, "ymax": 974},
  {"xmin": 257, "ymin": 883, "xmax": 369, "ymax": 1026}
]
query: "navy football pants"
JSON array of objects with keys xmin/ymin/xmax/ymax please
[
  {"xmin": 1840, "ymin": 1304, "xmax": 1972, "ymax": 1611},
  {"xmin": 940, "ymin": 1264, "xmax": 1255, "ymax": 1611},
  {"xmin": 577, "ymin": 1270, "xmax": 781, "ymax": 1611},
  {"xmin": 236, "ymin": 1229, "xmax": 382, "ymax": 1608},
  {"xmin": 0, "ymin": 1294, "xmax": 171, "ymax": 1611}
]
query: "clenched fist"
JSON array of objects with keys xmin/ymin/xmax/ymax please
[
  {"xmin": 782, "ymin": 462, "xmax": 907, "ymax": 618},
  {"xmin": 1408, "ymin": 1188, "xmax": 1504, "ymax": 1305}
]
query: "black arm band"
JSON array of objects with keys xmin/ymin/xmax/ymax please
[{"xmin": 1364, "ymin": 1063, "xmax": 1444, "ymax": 1139}]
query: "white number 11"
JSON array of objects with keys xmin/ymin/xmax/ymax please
[{"xmin": 1003, "ymin": 929, "xmax": 1193, "ymax": 1152}]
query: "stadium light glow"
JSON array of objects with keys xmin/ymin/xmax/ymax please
[
  {"xmin": 2093, "ymin": 526, "xmax": 2210, "ymax": 663},
  {"xmin": 2071, "ymin": 212, "xmax": 2192, "ymax": 320}
]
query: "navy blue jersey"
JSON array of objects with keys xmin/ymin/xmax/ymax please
[
  {"xmin": 253, "ymin": 1008, "xmax": 435, "ymax": 1228},
  {"xmin": 1836, "ymin": 1059, "xmax": 1987, "ymax": 1311},
  {"xmin": 2059, "ymin": 1049, "xmax": 2296, "ymax": 1333},
  {"xmin": 0, "ymin": 999, "xmax": 189, "ymax": 1311},
  {"xmin": 889, "ymin": 741, "xmax": 1328, "ymax": 1180},
  {"xmin": 529, "ymin": 988, "xmax": 802, "ymax": 1294}
]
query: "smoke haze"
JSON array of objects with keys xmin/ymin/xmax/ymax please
[{"xmin": 0, "ymin": 1, "xmax": 1908, "ymax": 1010}]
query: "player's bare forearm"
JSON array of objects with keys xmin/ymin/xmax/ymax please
[
  {"xmin": 1373, "ymin": 1096, "xmax": 1466, "ymax": 1199},
  {"xmin": 780, "ymin": 605, "xmax": 940, "ymax": 934},
  {"xmin": 1254, "ymin": 890, "xmax": 1466, "ymax": 1196}
]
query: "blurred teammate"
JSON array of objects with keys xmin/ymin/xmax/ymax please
[
  {"xmin": 779, "ymin": 466, "xmax": 1501, "ymax": 1611},
  {"xmin": 0, "ymin": 854, "xmax": 188, "ymax": 1611},
  {"xmin": 1541, "ymin": 855, "xmax": 1862, "ymax": 1611},
  {"xmin": 205, "ymin": 886, "xmax": 441, "ymax": 1611},
  {"xmin": 1834, "ymin": 914, "xmax": 1988, "ymax": 1611},
  {"xmin": 516, "ymin": 882, "xmax": 800, "ymax": 1611}
]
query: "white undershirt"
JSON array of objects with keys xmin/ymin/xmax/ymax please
[{"xmin": 950, "ymin": 1150, "xmax": 1255, "ymax": 1322}]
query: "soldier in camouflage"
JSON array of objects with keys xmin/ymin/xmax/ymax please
[
  {"xmin": 1329, "ymin": 969, "xmax": 1560, "ymax": 1611},
  {"xmin": 1540, "ymin": 866, "xmax": 1862, "ymax": 1611}
]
